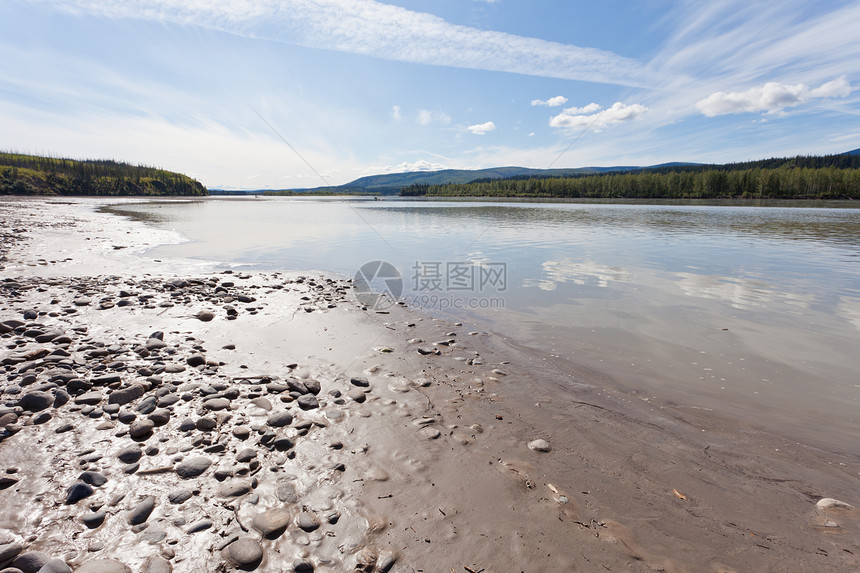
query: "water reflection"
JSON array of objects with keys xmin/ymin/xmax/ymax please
[{"xmin": 524, "ymin": 259, "xmax": 633, "ymax": 291}]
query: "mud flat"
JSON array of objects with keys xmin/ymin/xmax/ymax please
[{"xmin": 1, "ymin": 197, "xmax": 859, "ymax": 572}]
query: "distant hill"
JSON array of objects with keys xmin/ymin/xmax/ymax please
[{"xmin": 0, "ymin": 152, "xmax": 207, "ymax": 196}]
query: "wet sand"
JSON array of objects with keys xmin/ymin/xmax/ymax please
[{"xmin": 1, "ymin": 197, "xmax": 859, "ymax": 572}]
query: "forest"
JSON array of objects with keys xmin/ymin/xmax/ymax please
[
  {"xmin": 402, "ymin": 154, "xmax": 860, "ymax": 200},
  {"xmin": 0, "ymin": 152, "xmax": 207, "ymax": 196}
]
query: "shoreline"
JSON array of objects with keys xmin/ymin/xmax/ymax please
[{"xmin": 1, "ymin": 197, "xmax": 859, "ymax": 572}]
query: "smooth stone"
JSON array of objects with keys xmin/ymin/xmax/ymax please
[
  {"xmin": 349, "ymin": 377, "xmax": 369, "ymax": 387},
  {"xmin": 175, "ymin": 457, "xmax": 211, "ymax": 479},
  {"xmin": 116, "ymin": 446, "xmax": 142, "ymax": 464},
  {"xmin": 232, "ymin": 427, "xmax": 251, "ymax": 440},
  {"xmin": 296, "ymin": 512, "xmax": 319, "ymax": 532},
  {"xmin": 346, "ymin": 388, "xmax": 366, "ymax": 403},
  {"xmin": 65, "ymin": 481, "xmax": 94, "ymax": 505},
  {"xmin": 186, "ymin": 354, "xmax": 206, "ymax": 368},
  {"xmin": 82, "ymin": 510, "xmax": 106, "ymax": 529},
  {"xmin": 195, "ymin": 418, "xmax": 217, "ymax": 431},
  {"xmin": 419, "ymin": 427, "xmax": 441, "ymax": 440},
  {"xmin": 236, "ymin": 448, "xmax": 257, "ymax": 463},
  {"xmin": 34, "ymin": 559, "xmax": 71, "ymax": 573},
  {"xmin": 186, "ymin": 519, "xmax": 213, "ymax": 534},
  {"xmin": 108, "ymin": 384, "xmax": 146, "ymax": 406},
  {"xmin": 11, "ymin": 551, "xmax": 49, "ymax": 573},
  {"xmin": 276, "ymin": 484, "xmax": 298, "ymax": 504},
  {"xmin": 18, "ymin": 391, "xmax": 53, "ymax": 412},
  {"xmin": 251, "ymin": 508, "xmax": 292, "ymax": 539},
  {"xmin": 136, "ymin": 396, "xmax": 157, "ymax": 415},
  {"xmin": 528, "ymin": 439, "xmax": 552, "ymax": 452},
  {"xmin": 139, "ymin": 556, "xmax": 171, "ymax": 573},
  {"xmin": 203, "ymin": 398, "xmax": 230, "ymax": 411},
  {"xmin": 79, "ymin": 471, "xmax": 107, "ymax": 487},
  {"xmin": 250, "ymin": 398, "xmax": 272, "ymax": 411},
  {"xmin": 168, "ymin": 489, "xmax": 194, "ymax": 504},
  {"xmin": 296, "ymin": 395, "xmax": 319, "ymax": 410},
  {"xmin": 128, "ymin": 496, "xmax": 156, "ymax": 525},
  {"xmin": 219, "ymin": 481, "xmax": 251, "ymax": 498},
  {"xmin": 178, "ymin": 418, "xmax": 196, "ymax": 432},
  {"xmin": 129, "ymin": 419, "xmax": 155, "ymax": 439},
  {"xmin": 0, "ymin": 543, "xmax": 23, "ymax": 564},
  {"xmin": 76, "ymin": 560, "xmax": 132, "ymax": 573},
  {"xmin": 817, "ymin": 498, "xmax": 854, "ymax": 510},
  {"xmin": 148, "ymin": 409, "xmax": 171, "ymax": 426},
  {"xmin": 266, "ymin": 411, "xmax": 293, "ymax": 428},
  {"xmin": 223, "ymin": 539, "xmax": 263, "ymax": 570}
]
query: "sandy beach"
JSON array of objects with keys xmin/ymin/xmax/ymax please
[{"xmin": 1, "ymin": 197, "xmax": 859, "ymax": 573}]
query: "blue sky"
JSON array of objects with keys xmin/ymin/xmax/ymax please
[{"xmin": 1, "ymin": 0, "xmax": 859, "ymax": 189}]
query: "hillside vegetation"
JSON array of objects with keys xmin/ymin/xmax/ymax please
[
  {"xmin": 403, "ymin": 153, "xmax": 860, "ymax": 200},
  {"xmin": 0, "ymin": 152, "xmax": 207, "ymax": 196}
]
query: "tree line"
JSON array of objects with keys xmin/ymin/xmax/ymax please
[
  {"xmin": 404, "ymin": 162, "xmax": 860, "ymax": 201},
  {"xmin": 0, "ymin": 152, "xmax": 207, "ymax": 196}
]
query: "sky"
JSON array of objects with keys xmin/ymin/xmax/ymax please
[{"xmin": 1, "ymin": 0, "xmax": 859, "ymax": 189}]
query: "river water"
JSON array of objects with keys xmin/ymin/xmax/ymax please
[{"xmin": 107, "ymin": 197, "xmax": 860, "ymax": 454}]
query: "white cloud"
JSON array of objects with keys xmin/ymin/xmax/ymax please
[
  {"xmin": 417, "ymin": 109, "xmax": 451, "ymax": 125},
  {"xmin": 549, "ymin": 102, "xmax": 648, "ymax": 130},
  {"xmin": 467, "ymin": 121, "xmax": 496, "ymax": 135},
  {"xmin": 377, "ymin": 160, "xmax": 447, "ymax": 173},
  {"xmin": 391, "ymin": 105, "xmax": 401, "ymax": 121},
  {"xmin": 531, "ymin": 96, "xmax": 568, "ymax": 107},
  {"xmin": 696, "ymin": 76, "xmax": 853, "ymax": 117},
  {"xmin": 40, "ymin": 0, "xmax": 651, "ymax": 87}
]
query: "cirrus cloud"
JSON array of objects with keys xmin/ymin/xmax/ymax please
[
  {"xmin": 549, "ymin": 102, "xmax": 648, "ymax": 131},
  {"xmin": 696, "ymin": 76, "xmax": 852, "ymax": 117}
]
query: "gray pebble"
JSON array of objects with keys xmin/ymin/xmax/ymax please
[
  {"xmin": 175, "ymin": 457, "xmax": 211, "ymax": 479},
  {"xmin": 127, "ymin": 496, "xmax": 156, "ymax": 525},
  {"xmin": 76, "ymin": 560, "xmax": 131, "ymax": 573},
  {"xmin": 223, "ymin": 539, "xmax": 263, "ymax": 570},
  {"xmin": 251, "ymin": 508, "xmax": 292, "ymax": 539},
  {"xmin": 266, "ymin": 411, "xmax": 293, "ymax": 428}
]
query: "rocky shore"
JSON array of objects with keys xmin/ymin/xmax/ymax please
[{"xmin": 1, "ymin": 198, "xmax": 859, "ymax": 572}]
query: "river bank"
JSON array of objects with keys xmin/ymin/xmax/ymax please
[{"xmin": 1, "ymin": 197, "xmax": 858, "ymax": 572}]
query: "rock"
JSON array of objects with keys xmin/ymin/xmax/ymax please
[
  {"xmin": 129, "ymin": 419, "xmax": 154, "ymax": 439},
  {"xmin": 266, "ymin": 411, "xmax": 293, "ymax": 428},
  {"xmin": 276, "ymin": 484, "xmax": 298, "ymax": 503},
  {"xmin": 168, "ymin": 489, "xmax": 194, "ymax": 504},
  {"xmin": 145, "ymin": 338, "xmax": 167, "ymax": 351},
  {"xmin": 186, "ymin": 519, "xmax": 213, "ymax": 534},
  {"xmin": 11, "ymin": 551, "xmax": 48, "ymax": 573},
  {"xmin": 219, "ymin": 481, "xmax": 251, "ymax": 498},
  {"xmin": 148, "ymin": 409, "xmax": 171, "ymax": 426},
  {"xmin": 82, "ymin": 510, "xmax": 106, "ymax": 529},
  {"xmin": 419, "ymin": 427, "xmax": 441, "ymax": 440},
  {"xmin": 76, "ymin": 560, "xmax": 131, "ymax": 573},
  {"xmin": 73, "ymin": 391, "xmax": 101, "ymax": 405},
  {"xmin": 175, "ymin": 457, "xmax": 211, "ymax": 479},
  {"xmin": 236, "ymin": 448, "xmax": 257, "ymax": 463},
  {"xmin": 186, "ymin": 354, "xmax": 206, "ymax": 368},
  {"xmin": 127, "ymin": 496, "xmax": 156, "ymax": 525},
  {"xmin": 528, "ymin": 439, "xmax": 552, "ymax": 453},
  {"xmin": 140, "ymin": 556, "xmax": 172, "ymax": 573},
  {"xmin": 376, "ymin": 551, "xmax": 398, "ymax": 573},
  {"xmin": 223, "ymin": 539, "xmax": 263, "ymax": 571},
  {"xmin": 202, "ymin": 398, "xmax": 230, "ymax": 411},
  {"xmin": 0, "ymin": 542, "xmax": 23, "ymax": 565},
  {"xmin": 817, "ymin": 498, "xmax": 854, "ymax": 510},
  {"xmin": 251, "ymin": 508, "xmax": 292, "ymax": 539},
  {"xmin": 78, "ymin": 471, "xmax": 107, "ymax": 487},
  {"xmin": 116, "ymin": 446, "xmax": 142, "ymax": 464},
  {"xmin": 296, "ymin": 512, "xmax": 319, "ymax": 532},
  {"xmin": 303, "ymin": 379, "xmax": 321, "ymax": 395},
  {"xmin": 65, "ymin": 481, "xmax": 94, "ymax": 505},
  {"xmin": 232, "ymin": 427, "xmax": 251, "ymax": 440},
  {"xmin": 108, "ymin": 384, "xmax": 146, "ymax": 406},
  {"xmin": 178, "ymin": 418, "xmax": 196, "ymax": 432},
  {"xmin": 296, "ymin": 395, "xmax": 319, "ymax": 410},
  {"xmin": 136, "ymin": 396, "xmax": 157, "ymax": 415},
  {"xmin": 347, "ymin": 388, "xmax": 366, "ymax": 403},
  {"xmin": 350, "ymin": 377, "xmax": 370, "ymax": 387},
  {"xmin": 18, "ymin": 391, "xmax": 53, "ymax": 412},
  {"xmin": 34, "ymin": 559, "xmax": 71, "ymax": 573},
  {"xmin": 195, "ymin": 418, "xmax": 217, "ymax": 431},
  {"xmin": 195, "ymin": 311, "xmax": 215, "ymax": 322}
]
